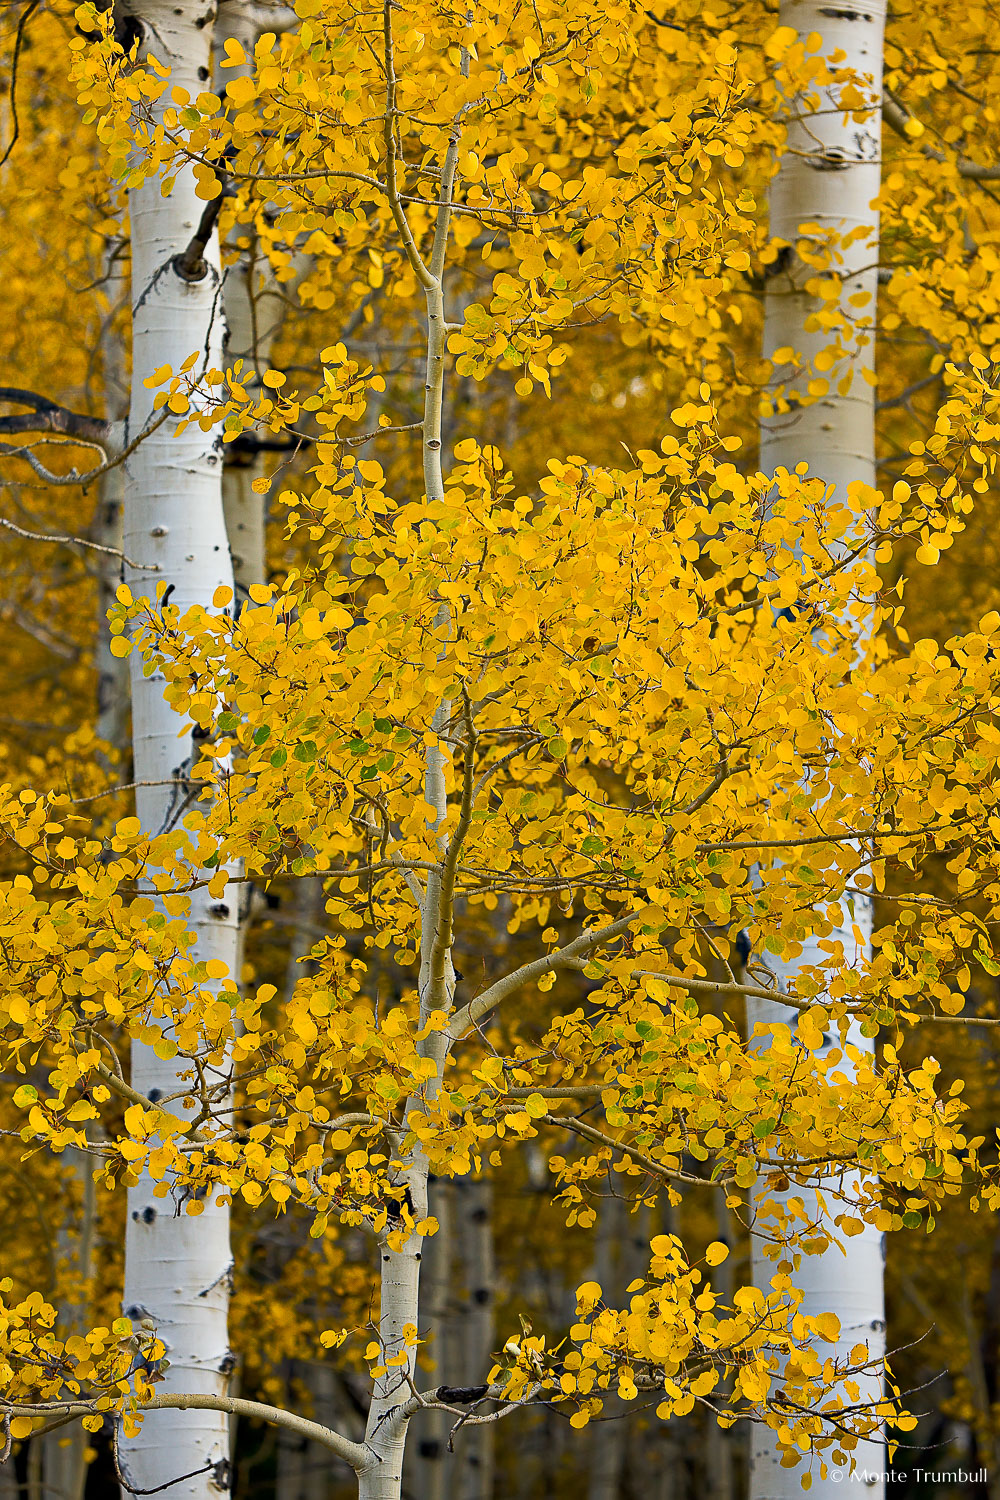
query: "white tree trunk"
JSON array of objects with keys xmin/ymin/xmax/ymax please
[
  {"xmin": 120, "ymin": 1, "xmax": 239, "ymax": 1495},
  {"xmin": 356, "ymin": 258, "xmax": 455, "ymax": 1500},
  {"xmin": 214, "ymin": 0, "xmax": 302, "ymax": 603},
  {"xmin": 749, "ymin": 4, "xmax": 886, "ymax": 1499}
]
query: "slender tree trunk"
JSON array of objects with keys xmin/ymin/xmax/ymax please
[
  {"xmin": 40, "ymin": 1148, "xmax": 96, "ymax": 1500},
  {"xmin": 218, "ymin": 185, "xmax": 277, "ymax": 605},
  {"xmin": 704, "ymin": 1192, "xmax": 734, "ymax": 1500},
  {"xmin": 303, "ymin": 1363, "xmax": 334, "ymax": 1500},
  {"xmin": 42, "ymin": 238, "xmax": 129, "ymax": 1500},
  {"xmin": 457, "ymin": 1179, "xmax": 495, "ymax": 1500},
  {"xmin": 119, "ymin": 1, "xmax": 239, "ymax": 1495},
  {"xmin": 410, "ymin": 1177, "xmax": 454, "ymax": 1500},
  {"xmin": 26, "ymin": 1444, "xmax": 40, "ymax": 1500},
  {"xmin": 284, "ymin": 876, "xmax": 326, "ymax": 1003},
  {"xmin": 94, "ymin": 254, "xmax": 131, "ymax": 760},
  {"xmin": 748, "ymin": 4, "xmax": 886, "ymax": 1499},
  {"xmin": 356, "ymin": 164, "xmax": 458, "ymax": 1500},
  {"xmin": 214, "ymin": 0, "xmax": 303, "ymax": 603},
  {"xmin": 587, "ymin": 1193, "xmax": 628, "ymax": 1500},
  {"xmin": 276, "ymin": 1361, "xmax": 309, "ymax": 1500}
]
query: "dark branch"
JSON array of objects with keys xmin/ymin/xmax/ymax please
[
  {"xmin": 434, "ymin": 1385, "xmax": 490, "ymax": 1404},
  {"xmin": 0, "ymin": 389, "xmax": 111, "ymax": 447},
  {"xmin": 229, "ymin": 432, "xmax": 311, "ymax": 458},
  {"xmin": 113, "ymin": 1422, "xmax": 222, "ymax": 1495},
  {"xmin": 0, "ymin": 0, "xmax": 42, "ymax": 170},
  {"xmin": 883, "ymin": 88, "xmax": 1000, "ymax": 181},
  {"xmin": 174, "ymin": 183, "xmax": 236, "ymax": 282}
]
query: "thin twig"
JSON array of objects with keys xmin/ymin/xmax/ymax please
[
  {"xmin": 113, "ymin": 1424, "xmax": 217, "ymax": 1497},
  {"xmin": 0, "ymin": 517, "xmax": 158, "ymax": 570},
  {"xmin": 0, "ymin": 0, "xmax": 41, "ymax": 169}
]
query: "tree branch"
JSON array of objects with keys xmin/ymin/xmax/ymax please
[
  {"xmin": 425, "ymin": 692, "xmax": 477, "ymax": 1012},
  {"xmin": 6, "ymin": 1396, "xmax": 367, "ymax": 1471},
  {"xmin": 539, "ymin": 1111, "xmax": 725, "ymax": 1186},
  {"xmin": 382, "ymin": 0, "xmax": 434, "ymax": 289},
  {"xmin": 0, "ymin": 517, "xmax": 157, "ymax": 570},
  {"xmin": 173, "ymin": 182, "xmax": 235, "ymax": 283},
  {"xmin": 0, "ymin": 389, "xmax": 112, "ymax": 448},
  {"xmin": 446, "ymin": 904, "xmax": 658, "ymax": 1040},
  {"xmin": 0, "ymin": 0, "xmax": 41, "ymax": 169},
  {"xmin": 882, "ymin": 89, "xmax": 1000, "ymax": 180}
]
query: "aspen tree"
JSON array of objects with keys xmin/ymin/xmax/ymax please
[
  {"xmin": 8, "ymin": 6, "xmax": 1000, "ymax": 1500},
  {"xmin": 117, "ymin": 0, "xmax": 239, "ymax": 1492},
  {"xmin": 748, "ymin": 6, "xmax": 887, "ymax": 1499}
]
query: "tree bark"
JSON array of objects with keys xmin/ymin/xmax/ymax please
[
  {"xmin": 456, "ymin": 1179, "xmax": 494, "ymax": 1500},
  {"xmin": 40, "ymin": 1144, "xmax": 96, "ymax": 1500},
  {"xmin": 749, "ymin": 4, "xmax": 887, "ymax": 1499},
  {"xmin": 410, "ymin": 1177, "xmax": 454, "ymax": 1500},
  {"xmin": 94, "ymin": 252, "xmax": 131, "ymax": 760},
  {"xmin": 119, "ymin": 1, "xmax": 239, "ymax": 1495},
  {"xmin": 353, "ymin": 25, "xmax": 465, "ymax": 1488}
]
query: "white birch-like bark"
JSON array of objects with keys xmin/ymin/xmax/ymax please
[
  {"xmin": 214, "ymin": 0, "xmax": 277, "ymax": 604},
  {"xmin": 355, "ymin": 94, "xmax": 458, "ymax": 1493},
  {"xmin": 120, "ymin": 1, "xmax": 239, "ymax": 1494},
  {"xmin": 749, "ymin": 5, "xmax": 886, "ymax": 1498},
  {"xmin": 215, "ymin": 0, "xmax": 311, "ymax": 603}
]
